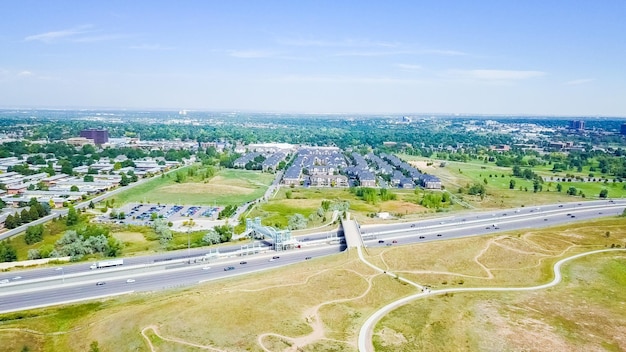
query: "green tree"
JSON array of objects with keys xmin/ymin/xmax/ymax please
[
  {"xmin": 599, "ymin": 189, "xmax": 608, "ymax": 198},
  {"xmin": 70, "ymin": 185, "xmax": 79, "ymax": 192},
  {"xmin": 66, "ymin": 205, "xmax": 79, "ymax": 226},
  {"xmin": 4, "ymin": 214, "xmax": 17, "ymax": 229},
  {"xmin": 89, "ymin": 341, "xmax": 100, "ymax": 352},
  {"xmin": 509, "ymin": 179, "xmax": 516, "ymax": 189},
  {"xmin": 84, "ymin": 174, "xmax": 94, "ymax": 182},
  {"xmin": 566, "ymin": 186, "xmax": 578, "ymax": 196},
  {"xmin": 0, "ymin": 241, "xmax": 18, "ymax": 262},
  {"xmin": 288, "ymin": 213, "xmax": 308, "ymax": 230},
  {"xmin": 556, "ymin": 183, "xmax": 562, "ymax": 192},
  {"xmin": 24, "ymin": 224, "xmax": 44, "ymax": 245},
  {"xmin": 119, "ymin": 173, "xmax": 130, "ymax": 186},
  {"xmin": 20, "ymin": 208, "xmax": 31, "ymax": 223},
  {"xmin": 29, "ymin": 206, "xmax": 40, "ymax": 221}
]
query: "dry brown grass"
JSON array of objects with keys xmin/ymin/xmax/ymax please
[
  {"xmin": 374, "ymin": 252, "xmax": 626, "ymax": 352},
  {"xmin": 112, "ymin": 231, "xmax": 148, "ymax": 243},
  {"xmin": 1, "ymin": 218, "xmax": 625, "ymax": 352}
]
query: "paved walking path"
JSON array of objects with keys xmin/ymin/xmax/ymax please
[{"xmin": 357, "ymin": 247, "xmax": 626, "ymax": 352}]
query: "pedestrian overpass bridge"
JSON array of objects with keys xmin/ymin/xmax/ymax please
[{"xmin": 340, "ymin": 213, "xmax": 365, "ymax": 249}]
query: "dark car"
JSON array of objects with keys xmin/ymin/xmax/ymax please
[
  {"xmin": 437, "ymin": 234, "xmax": 442, "ymax": 237},
  {"xmin": 224, "ymin": 266, "xmax": 235, "ymax": 271},
  {"xmin": 239, "ymin": 261, "xmax": 248, "ymax": 265},
  {"xmin": 392, "ymin": 240, "xmax": 398, "ymax": 243},
  {"xmin": 378, "ymin": 240, "xmax": 385, "ymax": 243},
  {"xmin": 558, "ymin": 205, "xmax": 564, "ymax": 208},
  {"xmin": 305, "ymin": 256, "xmax": 312, "ymax": 260},
  {"xmin": 410, "ymin": 224, "xmax": 416, "ymax": 228},
  {"xmin": 96, "ymin": 281, "xmax": 106, "ymax": 286},
  {"xmin": 419, "ymin": 236, "xmax": 425, "ymax": 239}
]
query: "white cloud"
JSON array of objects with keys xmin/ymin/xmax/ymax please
[
  {"xmin": 229, "ymin": 50, "xmax": 278, "ymax": 58},
  {"xmin": 18, "ymin": 71, "xmax": 33, "ymax": 76},
  {"xmin": 72, "ymin": 34, "xmax": 128, "ymax": 43},
  {"xmin": 278, "ymin": 74, "xmax": 419, "ymax": 84},
  {"xmin": 333, "ymin": 50, "xmax": 413, "ymax": 57},
  {"xmin": 565, "ymin": 78, "xmax": 594, "ymax": 85},
  {"xmin": 129, "ymin": 44, "xmax": 175, "ymax": 51},
  {"xmin": 395, "ymin": 63, "xmax": 422, "ymax": 71},
  {"xmin": 421, "ymin": 49, "xmax": 468, "ymax": 56},
  {"xmin": 277, "ymin": 38, "xmax": 400, "ymax": 49},
  {"xmin": 447, "ymin": 69, "xmax": 546, "ymax": 81},
  {"xmin": 25, "ymin": 25, "xmax": 92, "ymax": 43}
]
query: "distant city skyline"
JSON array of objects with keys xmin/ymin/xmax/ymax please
[{"xmin": 1, "ymin": 1, "xmax": 625, "ymax": 116}]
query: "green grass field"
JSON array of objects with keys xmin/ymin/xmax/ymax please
[
  {"xmin": 112, "ymin": 167, "xmax": 275, "ymax": 206},
  {"xmin": 247, "ymin": 187, "xmax": 428, "ymax": 229},
  {"xmin": 398, "ymin": 154, "xmax": 626, "ymax": 209}
]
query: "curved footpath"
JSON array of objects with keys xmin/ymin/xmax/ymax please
[{"xmin": 357, "ymin": 247, "xmax": 626, "ymax": 352}]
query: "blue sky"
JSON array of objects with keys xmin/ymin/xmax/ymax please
[{"xmin": 0, "ymin": 1, "xmax": 625, "ymax": 115}]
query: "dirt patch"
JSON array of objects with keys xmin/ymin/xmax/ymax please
[
  {"xmin": 113, "ymin": 232, "xmax": 147, "ymax": 243},
  {"xmin": 160, "ymin": 183, "xmax": 254, "ymax": 196},
  {"xmin": 375, "ymin": 327, "xmax": 408, "ymax": 347},
  {"xmin": 378, "ymin": 200, "xmax": 424, "ymax": 214},
  {"xmin": 409, "ymin": 160, "xmax": 436, "ymax": 171}
]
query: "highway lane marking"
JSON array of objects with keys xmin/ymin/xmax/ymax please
[{"xmin": 0, "ymin": 290, "xmax": 135, "ymax": 315}]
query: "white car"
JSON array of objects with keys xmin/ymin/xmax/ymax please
[
  {"xmin": 126, "ymin": 279, "xmax": 136, "ymax": 283},
  {"xmin": 202, "ymin": 266, "xmax": 212, "ymax": 270},
  {"xmin": 0, "ymin": 279, "xmax": 9, "ymax": 284},
  {"xmin": 13, "ymin": 276, "xmax": 22, "ymax": 280}
]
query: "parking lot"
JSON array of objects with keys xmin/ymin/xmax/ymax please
[{"xmin": 100, "ymin": 203, "xmax": 223, "ymax": 227}]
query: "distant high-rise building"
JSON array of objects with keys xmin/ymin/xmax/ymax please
[
  {"xmin": 568, "ymin": 120, "xmax": 585, "ymax": 130},
  {"xmin": 621, "ymin": 123, "xmax": 626, "ymax": 135},
  {"xmin": 79, "ymin": 128, "xmax": 109, "ymax": 145}
]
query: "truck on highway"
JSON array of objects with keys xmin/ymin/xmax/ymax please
[{"xmin": 90, "ymin": 259, "xmax": 124, "ymax": 269}]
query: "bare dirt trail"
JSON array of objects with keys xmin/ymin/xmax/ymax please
[{"xmin": 141, "ymin": 325, "xmax": 226, "ymax": 352}]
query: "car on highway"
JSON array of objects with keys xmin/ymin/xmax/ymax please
[
  {"xmin": 239, "ymin": 261, "xmax": 248, "ymax": 265},
  {"xmin": 96, "ymin": 281, "xmax": 106, "ymax": 286},
  {"xmin": 12, "ymin": 276, "xmax": 22, "ymax": 280},
  {"xmin": 392, "ymin": 240, "xmax": 398, "ymax": 243},
  {"xmin": 202, "ymin": 266, "xmax": 212, "ymax": 270},
  {"xmin": 437, "ymin": 234, "xmax": 442, "ymax": 237},
  {"xmin": 272, "ymin": 256, "xmax": 280, "ymax": 259},
  {"xmin": 419, "ymin": 236, "xmax": 425, "ymax": 239},
  {"xmin": 224, "ymin": 266, "xmax": 235, "ymax": 271},
  {"xmin": 378, "ymin": 240, "xmax": 385, "ymax": 243},
  {"xmin": 126, "ymin": 279, "xmax": 136, "ymax": 283},
  {"xmin": 0, "ymin": 279, "xmax": 9, "ymax": 284},
  {"xmin": 410, "ymin": 224, "xmax": 416, "ymax": 228},
  {"xmin": 558, "ymin": 205, "xmax": 564, "ymax": 208},
  {"xmin": 305, "ymin": 256, "xmax": 312, "ymax": 260}
]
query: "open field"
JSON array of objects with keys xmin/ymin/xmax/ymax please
[
  {"xmin": 373, "ymin": 253, "xmax": 626, "ymax": 351},
  {"xmin": 113, "ymin": 168, "xmax": 275, "ymax": 206},
  {"xmin": 248, "ymin": 187, "xmax": 429, "ymax": 229},
  {"xmin": 1, "ymin": 217, "xmax": 625, "ymax": 351},
  {"xmin": 400, "ymin": 154, "xmax": 626, "ymax": 209}
]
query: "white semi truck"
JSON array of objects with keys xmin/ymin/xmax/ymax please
[{"xmin": 90, "ymin": 259, "xmax": 124, "ymax": 269}]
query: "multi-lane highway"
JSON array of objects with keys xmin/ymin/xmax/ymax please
[{"xmin": 1, "ymin": 199, "xmax": 624, "ymax": 313}]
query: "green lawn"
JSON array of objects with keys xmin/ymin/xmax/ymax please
[
  {"xmin": 398, "ymin": 154, "xmax": 626, "ymax": 209},
  {"xmin": 112, "ymin": 167, "xmax": 275, "ymax": 206}
]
